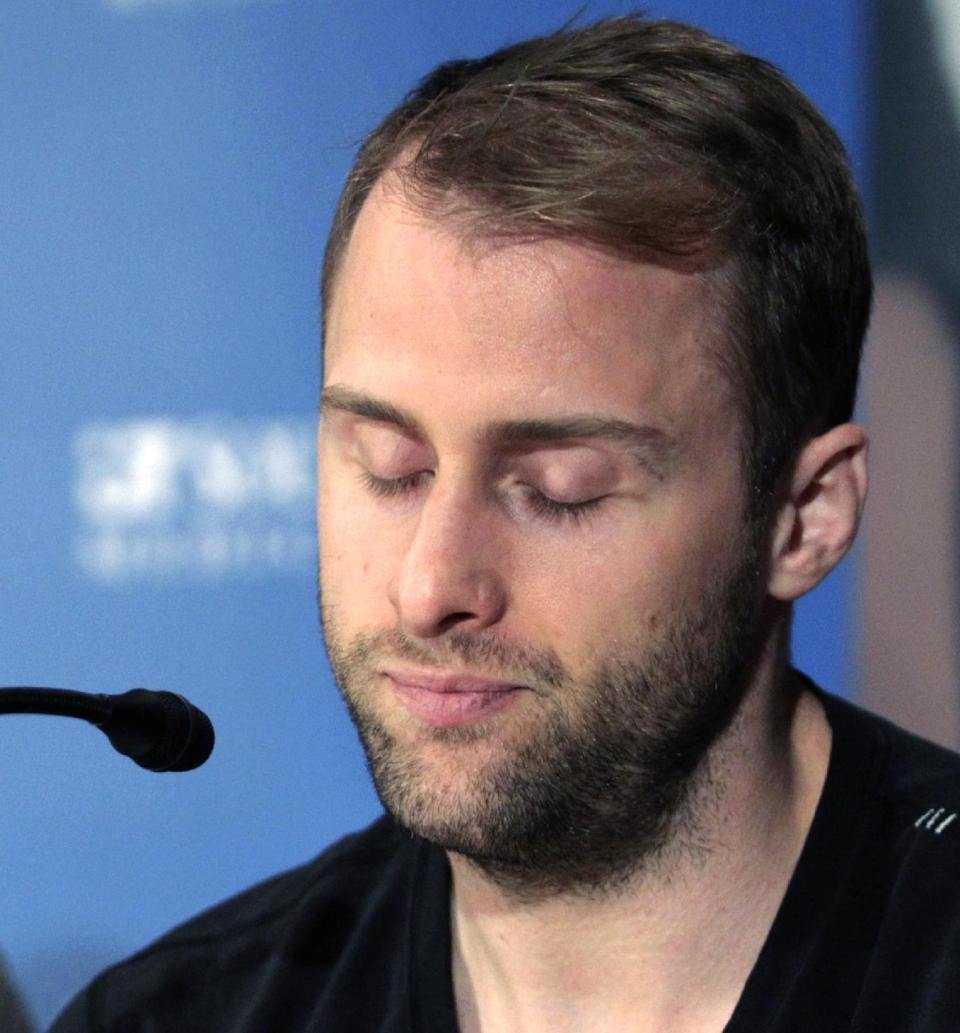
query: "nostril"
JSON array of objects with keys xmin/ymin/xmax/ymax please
[{"xmin": 436, "ymin": 611, "xmax": 480, "ymax": 634}]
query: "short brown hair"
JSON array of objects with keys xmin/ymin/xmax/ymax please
[{"xmin": 321, "ymin": 14, "xmax": 871, "ymax": 506}]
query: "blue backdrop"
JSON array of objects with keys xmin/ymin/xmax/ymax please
[{"xmin": 2, "ymin": 1, "xmax": 866, "ymax": 1026}]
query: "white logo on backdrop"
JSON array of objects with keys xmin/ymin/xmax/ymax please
[
  {"xmin": 103, "ymin": 0, "xmax": 270, "ymax": 10},
  {"xmin": 73, "ymin": 418, "xmax": 316, "ymax": 581}
]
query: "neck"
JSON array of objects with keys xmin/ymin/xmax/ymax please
[{"xmin": 449, "ymin": 655, "xmax": 832, "ymax": 1033}]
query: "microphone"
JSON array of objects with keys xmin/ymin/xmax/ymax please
[{"xmin": 0, "ymin": 687, "xmax": 215, "ymax": 771}]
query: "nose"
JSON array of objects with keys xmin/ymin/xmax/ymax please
[{"xmin": 387, "ymin": 480, "xmax": 507, "ymax": 639}]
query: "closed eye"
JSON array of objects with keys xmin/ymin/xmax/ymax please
[
  {"xmin": 522, "ymin": 486, "xmax": 606, "ymax": 525},
  {"xmin": 358, "ymin": 469, "xmax": 432, "ymax": 498},
  {"xmin": 358, "ymin": 470, "xmax": 606, "ymax": 526}
]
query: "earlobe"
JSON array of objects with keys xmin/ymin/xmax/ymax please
[{"xmin": 767, "ymin": 423, "xmax": 869, "ymax": 602}]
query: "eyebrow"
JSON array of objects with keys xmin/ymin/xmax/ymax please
[
  {"xmin": 321, "ymin": 385, "xmax": 422, "ymax": 434},
  {"xmin": 320, "ymin": 385, "xmax": 676, "ymax": 474}
]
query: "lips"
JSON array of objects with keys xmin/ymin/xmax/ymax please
[{"xmin": 383, "ymin": 667, "xmax": 527, "ymax": 728}]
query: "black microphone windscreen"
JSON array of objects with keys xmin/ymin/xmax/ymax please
[{"xmin": 99, "ymin": 689, "xmax": 215, "ymax": 772}]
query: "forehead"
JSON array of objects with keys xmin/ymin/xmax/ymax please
[{"xmin": 324, "ymin": 184, "xmax": 734, "ymax": 440}]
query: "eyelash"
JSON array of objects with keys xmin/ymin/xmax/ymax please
[
  {"xmin": 358, "ymin": 470, "xmax": 428, "ymax": 498},
  {"xmin": 522, "ymin": 488, "xmax": 605, "ymax": 525},
  {"xmin": 357, "ymin": 470, "xmax": 605, "ymax": 525}
]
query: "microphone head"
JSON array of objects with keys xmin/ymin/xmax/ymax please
[{"xmin": 100, "ymin": 689, "xmax": 215, "ymax": 772}]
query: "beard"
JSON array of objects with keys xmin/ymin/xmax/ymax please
[{"xmin": 322, "ymin": 533, "xmax": 766, "ymax": 899}]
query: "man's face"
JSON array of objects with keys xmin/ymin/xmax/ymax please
[{"xmin": 318, "ymin": 184, "xmax": 764, "ymax": 893}]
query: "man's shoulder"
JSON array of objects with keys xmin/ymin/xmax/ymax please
[
  {"xmin": 801, "ymin": 693, "xmax": 960, "ymax": 1028},
  {"xmin": 823, "ymin": 690, "xmax": 960, "ymax": 826},
  {"xmin": 50, "ymin": 814, "xmax": 428, "ymax": 1033},
  {"xmin": 135, "ymin": 812, "xmax": 414, "ymax": 950},
  {"xmin": 727, "ymin": 689, "xmax": 960, "ymax": 1032}
]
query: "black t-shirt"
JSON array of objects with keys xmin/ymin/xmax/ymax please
[{"xmin": 50, "ymin": 690, "xmax": 960, "ymax": 1032}]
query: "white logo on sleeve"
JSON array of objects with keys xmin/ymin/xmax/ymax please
[{"xmin": 915, "ymin": 807, "xmax": 958, "ymax": 834}]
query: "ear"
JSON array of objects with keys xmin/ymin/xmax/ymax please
[{"xmin": 767, "ymin": 423, "xmax": 869, "ymax": 602}]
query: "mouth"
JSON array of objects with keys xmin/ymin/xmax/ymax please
[{"xmin": 382, "ymin": 667, "xmax": 529, "ymax": 728}]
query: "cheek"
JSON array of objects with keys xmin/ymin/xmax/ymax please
[
  {"xmin": 318, "ymin": 479, "xmax": 403, "ymax": 618},
  {"xmin": 521, "ymin": 517, "xmax": 720, "ymax": 665},
  {"xmin": 321, "ymin": 505, "xmax": 390, "ymax": 577}
]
